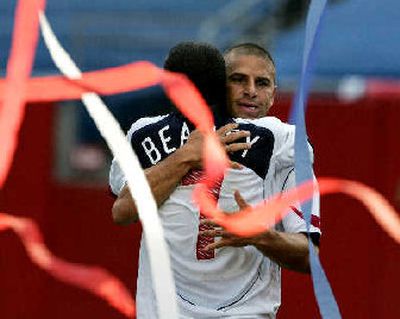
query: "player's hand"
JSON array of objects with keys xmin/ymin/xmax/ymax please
[
  {"xmin": 199, "ymin": 190, "xmax": 266, "ymax": 250},
  {"xmin": 181, "ymin": 123, "xmax": 251, "ymax": 169},
  {"xmin": 217, "ymin": 123, "xmax": 251, "ymax": 153}
]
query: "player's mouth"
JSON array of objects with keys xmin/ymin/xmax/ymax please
[{"xmin": 236, "ymin": 101, "xmax": 260, "ymax": 117}]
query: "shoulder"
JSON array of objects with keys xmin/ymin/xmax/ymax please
[
  {"xmin": 126, "ymin": 114, "xmax": 170, "ymax": 139},
  {"xmin": 251, "ymin": 117, "xmax": 315, "ymax": 165},
  {"xmin": 253, "ymin": 116, "xmax": 294, "ymax": 137},
  {"xmin": 234, "ymin": 116, "xmax": 293, "ymax": 131},
  {"xmin": 234, "ymin": 116, "xmax": 295, "ymax": 146}
]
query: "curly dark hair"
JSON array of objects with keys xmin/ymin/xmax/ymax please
[{"xmin": 164, "ymin": 42, "xmax": 227, "ymax": 115}]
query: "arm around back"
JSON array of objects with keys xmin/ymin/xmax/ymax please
[
  {"xmin": 110, "ymin": 123, "xmax": 251, "ymax": 225},
  {"xmin": 111, "ymin": 143, "xmax": 198, "ymax": 225}
]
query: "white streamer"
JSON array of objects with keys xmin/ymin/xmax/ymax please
[{"xmin": 38, "ymin": 12, "xmax": 178, "ymax": 319}]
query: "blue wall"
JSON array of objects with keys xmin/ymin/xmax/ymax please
[
  {"xmin": 2, "ymin": 0, "xmax": 399, "ymax": 79},
  {"xmin": 273, "ymin": 0, "xmax": 400, "ymax": 79}
]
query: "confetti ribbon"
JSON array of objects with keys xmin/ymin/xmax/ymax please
[
  {"xmin": 193, "ymin": 178, "xmax": 400, "ymax": 245},
  {"xmin": 0, "ymin": 212, "xmax": 135, "ymax": 317},
  {"xmin": 0, "ymin": 62, "xmax": 162, "ymax": 103},
  {"xmin": 0, "ymin": 0, "xmax": 46, "ymax": 187},
  {"xmin": 38, "ymin": 12, "xmax": 179, "ymax": 319},
  {"xmin": 287, "ymin": 0, "xmax": 342, "ymax": 318},
  {"xmin": 2, "ymin": 2, "xmax": 400, "ymax": 318}
]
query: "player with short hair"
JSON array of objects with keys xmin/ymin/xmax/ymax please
[
  {"xmin": 200, "ymin": 43, "xmax": 321, "ymax": 255},
  {"xmin": 224, "ymin": 42, "xmax": 277, "ymax": 120}
]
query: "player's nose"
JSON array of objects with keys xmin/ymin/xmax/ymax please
[{"xmin": 243, "ymin": 80, "xmax": 257, "ymax": 98}]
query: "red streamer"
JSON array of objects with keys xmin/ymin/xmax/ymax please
[
  {"xmin": 193, "ymin": 178, "xmax": 400, "ymax": 244},
  {"xmin": 0, "ymin": 61, "xmax": 163, "ymax": 103},
  {"xmin": 1, "ymin": 3, "xmax": 399, "ymax": 317},
  {"xmin": 0, "ymin": 61, "xmax": 221, "ymax": 189},
  {"xmin": 0, "ymin": 0, "xmax": 46, "ymax": 187},
  {"xmin": 0, "ymin": 213, "xmax": 135, "ymax": 317}
]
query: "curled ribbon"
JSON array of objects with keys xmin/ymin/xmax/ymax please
[
  {"xmin": 38, "ymin": 12, "xmax": 179, "ymax": 319},
  {"xmin": 0, "ymin": 0, "xmax": 46, "ymax": 187},
  {"xmin": 286, "ymin": 0, "xmax": 342, "ymax": 317},
  {"xmin": 0, "ymin": 213, "xmax": 135, "ymax": 317},
  {"xmin": 193, "ymin": 178, "xmax": 400, "ymax": 244},
  {"xmin": 0, "ymin": 62, "xmax": 165, "ymax": 103},
  {"xmin": 1, "ymin": 1, "xmax": 400, "ymax": 318}
]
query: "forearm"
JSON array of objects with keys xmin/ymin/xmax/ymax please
[
  {"xmin": 111, "ymin": 124, "xmax": 249, "ymax": 225},
  {"xmin": 112, "ymin": 147, "xmax": 193, "ymax": 225},
  {"xmin": 145, "ymin": 148, "xmax": 193, "ymax": 204},
  {"xmin": 253, "ymin": 231, "xmax": 317, "ymax": 273}
]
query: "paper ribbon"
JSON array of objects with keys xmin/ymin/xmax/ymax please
[
  {"xmin": 2, "ymin": 2, "xmax": 400, "ymax": 319},
  {"xmin": 0, "ymin": 212, "xmax": 135, "ymax": 317},
  {"xmin": 0, "ymin": 0, "xmax": 46, "ymax": 187}
]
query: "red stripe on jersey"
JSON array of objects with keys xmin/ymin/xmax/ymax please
[
  {"xmin": 197, "ymin": 214, "xmax": 216, "ymax": 260},
  {"xmin": 181, "ymin": 169, "xmax": 203, "ymax": 186},
  {"xmin": 182, "ymin": 169, "xmax": 222, "ymax": 260},
  {"xmin": 290, "ymin": 206, "xmax": 321, "ymax": 229}
]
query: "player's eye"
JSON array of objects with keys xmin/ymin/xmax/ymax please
[
  {"xmin": 229, "ymin": 74, "xmax": 246, "ymax": 83},
  {"xmin": 256, "ymin": 78, "xmax": 270, "ymax": 87}
]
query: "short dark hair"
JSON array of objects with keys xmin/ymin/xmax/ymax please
[
  {"xmin": 223, "ymin": 42, "xmax": 275, "ymax": 66},
  {"xmin": 164, "ymin": 41, "xmax": 227, "ymax": 112}
]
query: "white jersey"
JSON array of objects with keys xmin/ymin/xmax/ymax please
[{"xmin": 109, "ymin": 114, "xmax": 321, "ymax": 319}]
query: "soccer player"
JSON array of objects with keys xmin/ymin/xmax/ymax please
[
  {"xmin": 110, "ymin": 42, "xmax": 320, "ymax": 318},
  {"xmin": 199, "ymin": 43, "xmax": 321, "ymax": 269}
]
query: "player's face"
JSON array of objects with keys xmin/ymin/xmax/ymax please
[{"xmin": 226, "ymin": 53, "xmax": 276, "ymax": 119}]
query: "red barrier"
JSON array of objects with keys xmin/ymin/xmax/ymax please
[
  {"xmin": 275, "ymin": 95, "xmax": 400, "ymax": 319},
  {"xmin": 3, "ymin": 7, "xmax": 399, "ymax": 314},
  {"xmin": 1, "ymin": 95, "xmax": 399, "ymax": 318}
]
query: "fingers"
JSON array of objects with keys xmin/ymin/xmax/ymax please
[
  {"xmin": 233, "ymin": 190, "xmax": 250, "ymax": 210},
  {"xmin": 221, "ymin": 129, "xmax": 250, "ymax": 144},
  {"xmin": 218, "ymin": 123, "xmax": 250, "ymax": 143},
  {"xmin": 199, "ymin": 224, "xmax": 253, "ymax": 250},
  {"xmin": 201, "ymin": 235, "xmax": 236, "ymax": 251},
  {"xmin": 204, "ymin": 240, "xmax": 229, "ymax": 251},
  {"xmin": 199, "ymin": 229, "xmax": 228, "ymax": 238},
  {"xmin": 216, "ymin": 123, "xmax": 239, "ymax": 136},
  {"xmin": 199, "ymin": 219, "xmax": 219, "ymax": 227},
  {"xmin": 204, "ymin": 237, "xmax": 249, "ymax": 251},
  {"xmin": 230, "ymin": 161, "xmax": 243, "ymax": 170},
  {"xmin": 199, "ymin": 192, "xmax": 253, "ymax": 252},
  {"xmin": 217, "ymin": 124, "xmax": 252, "ymax": 155},
  {"xmin": 225, "ymin": 142, "xmax": 251, "ymax": 153},
  {"xmin": 187, "ymin": 124, "xmax": 251, "ymax": 163}
]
